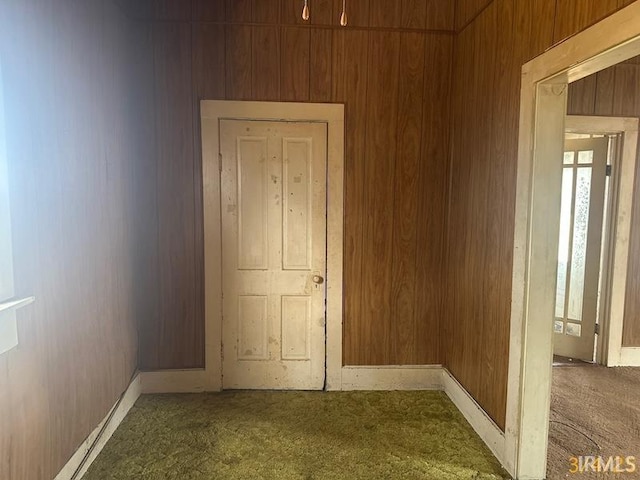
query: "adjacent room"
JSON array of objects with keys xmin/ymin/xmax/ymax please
[{"xmin": 1, "ymin": 1, "xmax": 639, "ymax": 479}]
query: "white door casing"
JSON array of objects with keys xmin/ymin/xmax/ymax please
[{"xmin": 220, "ymin": 119, "xmax": 327, "ymax": 390}]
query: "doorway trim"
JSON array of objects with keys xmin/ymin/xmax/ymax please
[
  {"xmin": 506, "ymin": 3, "xmax": 640, "ymax": 478},
  {"xmin": 201, "ymin": 101, "xmax": 344, "ymax": 391},
  {"xmin": 564, "ymin": 115, "xmax": 639, "ymax": 367}
]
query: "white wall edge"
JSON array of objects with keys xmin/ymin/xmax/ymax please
[
  {"xmin": 619, "ymin": 347, "xmax": 640, "ymax": 366},
  {"xmin": 140, "ymin": 369, "xmax": 220, "ymax": 394},
  {"xmin": 441, "ymin": 369, "xmax": 508, "ymax": 475},
  {"xmin": 55, "ymin": 373, "xmax": 142, "ymax": 480},
  {"xmin": 340, "ymin": 365, "xmax": 443, "ymax": 391}
]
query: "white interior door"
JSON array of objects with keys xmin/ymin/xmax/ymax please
[
  {"xmin": 553, "ymin": 136, "xmax": 608, "ymax": 361},
  {"xmin": 220, "ymin": 119, "xmax": 327, "ymax": 389}
]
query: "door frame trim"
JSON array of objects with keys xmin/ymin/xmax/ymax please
[
  {"xmin": 507, "ymin": 3, "xmax": 640, "ymax": 478},
  {"xmin": 564, "ymin": 115, "xmax": 639, "ymax": 367},
  {"xmin": 200, "ymin": 100, "xmax": 345, "ymax": 391}
]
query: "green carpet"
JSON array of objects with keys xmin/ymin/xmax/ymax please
[{"xmin": 84, "ymin": 391, "xmax": 510, "ymax": 480}]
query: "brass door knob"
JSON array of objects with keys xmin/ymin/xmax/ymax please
[{"xmin": 312, "ymin": 275, "xmax": 324, "ymax": 284}]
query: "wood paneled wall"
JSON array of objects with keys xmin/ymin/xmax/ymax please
[
  {"xmin": 0, "ymin": 1, "xmax": 150, "ymax": 478},
  {"xmin": 567, "ymin": 56, "xmax": 640, "ymax": 347},
  {"xmin": 447, "ymin": 0, "xmax": 637, "ymax": 429},
  {"xmin": 137, "ymin": 0, "xmax": 455, "ymax": 369}
]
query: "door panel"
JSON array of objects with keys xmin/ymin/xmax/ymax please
[
  {"xmin": 220, "ymin": 119, "xmax": 327, "ymax": 389},
  {"xmin": 553, "ymin": 136, "xmax": 608, "ymax": 361}
]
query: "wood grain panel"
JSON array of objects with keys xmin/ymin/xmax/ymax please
[
  {"xmin": 594, "ymin": 67, "xmax": 616, "ymax": 115},
  {"xmin": 153, "ymin": 21, "xmax": 203, "ymax": 368},
  {"xmin": 253, "ymin": 0, "xmax": 281, "ymax": 23},
  {"xmin": 191, "ymin": 24, "xmax": 226, "ymax": 358},
  {"xmin": 415, "ymin": 36, "xmax": 453, "ymax": 364},
  {"xmin": 369, "ymin": 0, "xmax": 402, "ymax": 28},
  {"xmin": 567, "ymin": 74, "xmax": 597, "ymax": 115},
  {"xmin": 252, "ymin": 26, "xmax": 280, "ymax": 100},
  {"xmin": 154, "ymin": 0, "xmax": 191, "ymax": 20},
  {"xmin": 310, "ymin": 0, "xmax": 334, "ymax": 25},
  {"xmin": 226, "ymin": 0, "xmax": 252, "ymax": 23},
  {"xmin": 425, "ymin": 0, "xmax": 455, "ymax": 31},
  {"xmin": 455, "ymin": 0, "xmax": 491, "ymax": 31},
  {"xmin": 360, "ymin": 31, "xmax": 401, "ymax": 365},
  {"xmin": 612, "ymin": 64, "xmax": 639, "ymax": 117},
  {"xmin": 192, "ymin": 0, "xmax": 225, "ymax": 22},
  {"xmin": 281, "ymin": 27, "xmax": 310, "ymax": 101},
  {"xmin": 389, "ymin": 33, "xmax": 425, "ymax": 364},
  {"xmin": 332, "ymin": 29, "xmax": 370, "ymax": 365},
  {"xmin": 401, "ymin": 0, "xmax": 428, "ymax": 29},
  {"xmin": 553, "ymin": 0, "xmax": 619, "ymax": 43},
  {"xmin": 309, "ymin": 28, "xmax": 332, "ymax": 102},
  {"xmin": 282, "ymin": 0, "xmax": 306, "ymax": 25},
  {"xmin": 0, "ymin": 0, "xmax": 146, "ymax": 477},
  {"xmin": 225, "ymin": 26, "xmax": 253, "ymax": 99}
]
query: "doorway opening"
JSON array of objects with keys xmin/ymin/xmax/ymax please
[
  {"xmin": 552, "ymin": 115, "xmax": 639, "ymax": 366},
  {"xmin": 505, "ymin": 3, "xmax": 640, "ymax": 478}
]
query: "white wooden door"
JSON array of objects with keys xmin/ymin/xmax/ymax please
[
  {"xmin": 553, "ymin": 137, "xmax": 608, "ymax": 361},
  {"xmin": 220, "ymin": 119, "xmax": 327, "ymax": 389}
]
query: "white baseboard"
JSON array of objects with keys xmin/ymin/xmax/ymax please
[
  {"xmin": 55, "ymin": 373, "xmax": 141, "ymax": 480},
  {"xmin": 619, "ymin": 347, "xmax": 640, "ymax": 366},
  {"xmin": 441, "ymin": 369, "xmax": 507, "ymax": 472},
  {"xmin": 340, "ymin": 365, "xmax": 443, "ymax": 390},
  {"xmin": 140, "ymin": 369, "xmax": 219, "ymax": 394}
]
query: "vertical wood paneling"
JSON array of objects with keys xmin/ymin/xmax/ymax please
[
  {"xmin": 594, "ymin": 67, "xmax": 616, "ymax": 115},
  {"xmin": 225, "ymin": 26, "xmax": 252, "ymax": 99},
  {"xmin": 310, "ymin": 0, "xmax": 334, "ymax": 25},
  {"xmin": 389, "ymin": 33, "xmax": 425, "ymax": 364},
  {"xmin": 425, "ymin": 0, "xmax": 455, "ymax": 31},
  {"xmin": 226, "ymin": 0, "xmax": 252, "ymax": 22},
  {"xmin": 153, "ymin": 21, "xmax": 203, "ymax": 368},
  {"xmin": 253, "ymin": 0, "xmax": 281, "ymax": 23},
  {"xmin": 553, "ymin": 0, "xmax": 619, "ymax": 43},
  {"xmin": 192, "ymin": 0, "xmax": 225, "ymax": 22},
  {"xmin": 567, "ymin": 75, "xmax": 597, "ymax": 115},
  {"xmin": 309, "ymin": 29, "xmax": 332, "ymax": 102},
  {"xmin": 0, "ymin": 0, "xmax": 147, "ymax": 477},
  {"xmin": 252, "ymin": 26, "xmax": 280, "ymax": 100},
  {"xmin": 415, "ymin": 37, "xmax": 453, "ymax": 364},
  {"xmin": 612, "ymin": 64, "xmax": 639, "ymax": 116},
  {"xmin": 154, "ymin": 0, "xmax": 191, "ymax": 21},
  {"xmin": 369, "ymin": 0, "xmax": 402, "ymax": 28},
  {"xmin": 455, "ymin": 0, "xmax": 492, "ymax": 31},
  {"xmin": 360, "ymin": 32, "xmax": 401, "ymax": 365},
  {"xmin": 402, "ymin": 0, "xmax": 428, "ymax": 29},
  {"xmin": 332, "ymin": 29, "xmax": 370, "ymax": 365},
  {"xmin": 281, "ymin": 27, "xmax": 310, "ymax": 101},
  {"xmin": 191, "ymin": 24, "xmax": 226, "ymax": 359}
]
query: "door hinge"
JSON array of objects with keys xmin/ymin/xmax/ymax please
[
  {"xmin": 218, "ymin": 153, "xmax": 223, "ymax": 173},
  {"xmin": 595, "ymin": 323, "xmax": 600, "ymax": 335},
  {"xmin": 606, "ymin": 165, "xmax": 612, "ymax": 177}
]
